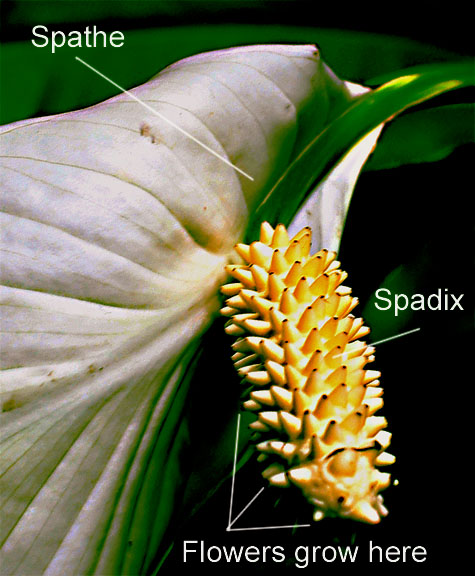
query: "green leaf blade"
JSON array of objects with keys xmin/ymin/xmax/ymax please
[
  {"xmin": 252, "ymin": 61, "xmax": 475, "ymax": 237},
  {"xmin": 366, "ymin": 103, "xmax": 475, "ymax": 171}
]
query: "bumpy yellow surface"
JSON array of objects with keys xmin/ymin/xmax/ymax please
[{"xmin": 220, "ymin": 222, "xmax": 395, "ymax": 524}]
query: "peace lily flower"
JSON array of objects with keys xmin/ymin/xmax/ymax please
[{"xmin": 0, "ymin": 45, "xmax": 381, "ymax": 574}]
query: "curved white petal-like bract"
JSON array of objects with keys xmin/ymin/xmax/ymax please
[{"xmin": 0, "ymin": 44, "xmax": 356, "ymax": 575}]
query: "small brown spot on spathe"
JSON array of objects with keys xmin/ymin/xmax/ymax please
[
  {"xmin": 140, "ymin": 122, "xmax": 156, "ymax": 144},
  {"xmin": 140, "ymin": 122, "xmax": 150, "ymax": 136}
]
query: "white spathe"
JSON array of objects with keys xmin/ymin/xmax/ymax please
[{"xmin": 0, "ymin": 44, "xmax": 373, "ymax": 575}]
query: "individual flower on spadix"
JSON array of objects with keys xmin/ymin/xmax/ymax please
[{"xmin": 0, "ymin": 45, "xmax": 378, "ymax": 575}]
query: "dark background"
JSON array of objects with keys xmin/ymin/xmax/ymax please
[
  {"xmin": 1, "ymin": 1, "xmax": 473, "ymax": 573},
  {"xmin": 1, "ymin": 0, "xmax": 473, "ymax": 55}
]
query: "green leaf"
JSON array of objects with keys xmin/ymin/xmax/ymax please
[
  {"xmin": 251, "ymin": 60, "xmax": 475, "ymax": 237},
  {"xmin": 365, "ymin": 103, "xmax": 475, "ymax": 171}
]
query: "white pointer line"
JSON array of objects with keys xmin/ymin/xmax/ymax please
[
  {"xmin": 75, "ymin": 56, "xmax": 254, "ymax": 182},
  {"xmin": 227, "ymin": 412, "xmax": 242, "ymax": 529},
  {"xmin": 336, "ymin": 327, "xmax": 421, "ymax": 358},
  {"xmin": 369, "ymin": 326, "xmax": 421, "ymax": 347},
  {"xmin": 227, "ymin": 487, "xmax": 265, "ymax": 531},
  {"xmin": 227, "ymin": 413, "xmax": 310, "ymax": 532},
  {"xmin": 228, "ymin": 523, "xmax": 312, "ymax": 532}
]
